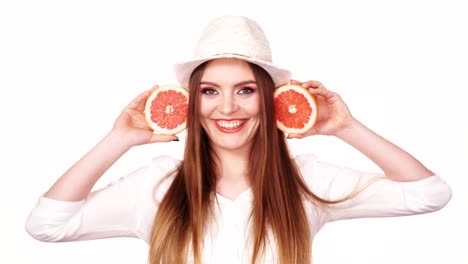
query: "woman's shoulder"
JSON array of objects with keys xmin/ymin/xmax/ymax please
[
  {"xmin": 293, "ymin": 153, "xmax": 364, "ymax": 199},
  {"xmin": 147, "ymin": 155, "xmax": 182, "ymax": 186},
  {"xmin": 294, "ymin": 153, "xmax": 319, "ymax": 165},
  {"xmin": 149, "ymin": 155, "xmax": 182, "ymax": 170},
  {"xmin": 147, "ymin": 155, "xmax": 182, "ymax": 202},
  {"xmin": 119, "ymin": 155, "xmax": 181, "ymax": 185},
  {"xmin": 293, "ymin": 153, "xmax": 320, "ymax": 175},
  {"xmin": 293, "ymin": 153, "xmax": 322, "ymax": 189}
]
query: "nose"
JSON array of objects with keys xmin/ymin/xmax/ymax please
[{"xmin": 219, "ymin": 93, "xmax": 238, "ymax": 115}]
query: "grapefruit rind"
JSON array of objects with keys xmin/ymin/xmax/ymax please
[
  {"xmin": 274, "ymin": 84, "xmax": 318, "ymax": 134},
  {"xmin": 144, "ymin": 85, "xmax": 189, "ymax": 135}
]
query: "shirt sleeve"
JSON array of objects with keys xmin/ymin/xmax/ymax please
[
  {"xmin": 295, "ymin": 154, "xmax": 452, "ymax": 223},
  {"xmin": 25, "ymin": 155, "xmax": 180, "ymax": 243}
]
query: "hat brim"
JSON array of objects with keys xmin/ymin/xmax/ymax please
[{"xmin": 174, "ymin": 54, "xmax": 291, "ymax": 89}]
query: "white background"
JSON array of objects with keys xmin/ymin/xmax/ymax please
[{"xmin": 1, "ymin": 0, "xmax": 467, "ymax": 263}]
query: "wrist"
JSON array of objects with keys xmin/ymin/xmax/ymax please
[
  {"xmin": 334, "ymin": 117, "xmax": 361, "ymax": 140},
  {"xmin": 104, "ymin": 130, "xmax": 134, "ymax": 153}
]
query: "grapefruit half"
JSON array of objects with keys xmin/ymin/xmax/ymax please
[
  {"xmin": 274, "ymin": 84, "xmax": 318, "ymax": 134},
  {"xmin": 144, "ymin": 85, "xmax": 189, "ymax": 135}
]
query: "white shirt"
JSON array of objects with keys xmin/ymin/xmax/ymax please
[{"xmin": 25, "ymin": 155, "xmax": 452, "ymax": 263}]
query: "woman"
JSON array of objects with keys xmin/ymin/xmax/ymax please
[{"xmin": 26, "ymin": 15, "xmax": 452, "ymax": 264}]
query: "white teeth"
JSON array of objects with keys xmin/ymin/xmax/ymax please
[{"xmin": 216, "ymin": 120, "xmax": 245, "ymax": 129}]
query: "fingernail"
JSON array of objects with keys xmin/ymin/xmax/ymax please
[{"xmin": 172, "ymin": 138, "xmax": 179, "ymax": 141}]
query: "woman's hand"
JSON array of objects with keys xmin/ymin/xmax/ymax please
[
  {"xmin": 111, "ymin": 85, "xmax": 179, "ymax": 147},
  {"xmin": 288, "ymin": 80, "xmax": 354, "ymax": 138},
  {"xmin": 42, "ymin": 85, "xmax": 178, "ymax": 201}
]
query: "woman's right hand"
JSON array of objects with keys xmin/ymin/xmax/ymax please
[
  {"xmin": 43, "ymin": 85, "xmax": 178, "ymax": 201},
  {"xmin": 111, "ymin": 85, "xmax": 179, "ymax": 147}
]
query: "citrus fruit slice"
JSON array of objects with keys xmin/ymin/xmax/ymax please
[
  {"xmin": 274, "ymin": 84, "xmax": 318, "ymax": 134},
  {"xmin": 144, "ymin": 85, "xmax": 189, "ymax": 135}
]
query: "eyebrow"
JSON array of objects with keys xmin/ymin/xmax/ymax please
[{"xmin": 200, "ymin": 80, "xmax": 257, "ymax": 87}]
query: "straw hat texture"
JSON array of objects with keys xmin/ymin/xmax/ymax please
[{"xmin": 174, "ymin": 15, "xmax": 291, "ymax": 88}]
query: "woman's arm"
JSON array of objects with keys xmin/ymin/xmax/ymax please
[
  {"xmin": 289, "ymin": 80, "xmax": 433, "ymax": 182},
  {"xmin": 291, "ymin": 80, "xmax": 450, "ymax": 223},
  {"xmin": 44, "ymin": 86, "xmax": 178, "ymax": 201},
  {"xmin": 44, "ymin": 131, "xmax": 131, "ymax": 201},
  {"xmin": 26, "ymin": 86, "xmax": 180, "ymax": 242},
  {"xmin": 335, "ymin": 118, "xmax": 433, "ymax": 181}
]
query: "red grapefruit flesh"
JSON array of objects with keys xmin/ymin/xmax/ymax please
[
  {"xmin": 144, "ymin": 85, "xmax": 189, "ymax": 135},
  {"xmin": 274, "ymin": 84, "xmax": 318, "ymax": 134}
]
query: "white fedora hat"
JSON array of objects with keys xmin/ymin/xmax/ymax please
[{"xmin": 174, "ymin": 15, "xmax": 291, "ymax": 88}]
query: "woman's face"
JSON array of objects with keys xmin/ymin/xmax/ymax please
[{"xmin": 199, "ymin": 58, "xmax": 260, "ymax": 153}]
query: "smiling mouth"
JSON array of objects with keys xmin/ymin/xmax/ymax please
[{"xmin": 214, "ymin": 119, "xmax": 247, "ymax": 132}]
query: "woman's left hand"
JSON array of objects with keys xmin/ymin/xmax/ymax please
[{"xmin": 288, "ymin": 80, "xmax": 354, "ymax": 138}]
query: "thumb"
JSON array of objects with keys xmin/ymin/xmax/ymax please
[
  {"xmin": 289, "ymin": 79, "xmax": 303, "ymax": 85},
  {"xmin": 148, "ymin": 134, "xmax": 180, "ymax": 143},
  {"xmin": 287, "ymin": 128, "xmax": 318, "ymax": 139},
  {"xmin": 286, "ymin": 133, "xmax": 303, "ymax": 139}
]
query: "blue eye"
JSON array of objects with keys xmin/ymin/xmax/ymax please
[
  {"xmin": 238, "ymin": 87, "xmax": 255, "ymax": 94},
  {"xmin": 201, "ymin": 88, "xmax": 218, "ymax": 95}
]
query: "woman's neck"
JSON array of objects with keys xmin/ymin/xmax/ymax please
[{"xmin": 212, "ymin": 146, "xmax": 251, "ymax": 200}]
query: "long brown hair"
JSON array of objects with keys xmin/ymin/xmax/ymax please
[{"xmin": 149, "ymin": 60, "xmax": 331, "ymax": 264}]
